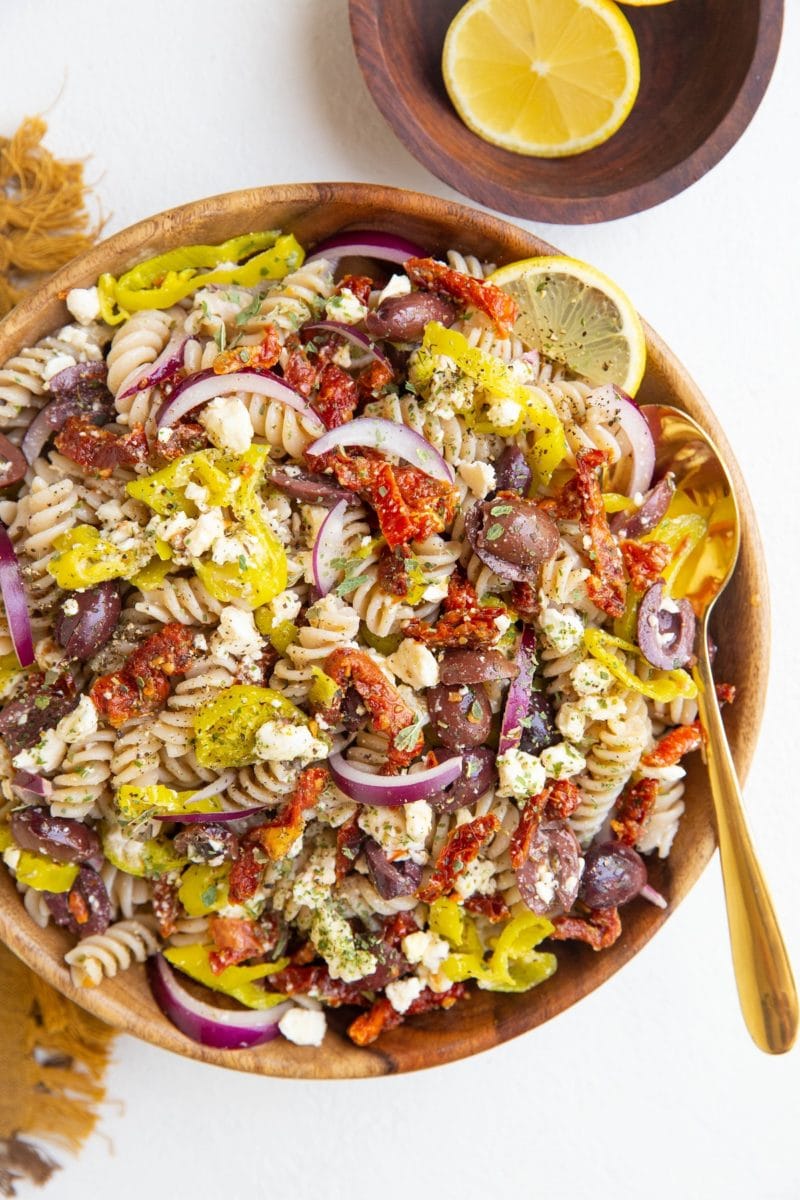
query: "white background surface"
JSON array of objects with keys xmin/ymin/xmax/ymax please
[{"xmin": 2, "ymin": 2, "xmax": 799, "ymax": 1197}]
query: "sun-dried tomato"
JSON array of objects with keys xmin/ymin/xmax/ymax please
[
  {"xmin": 283, "ymin": 343, "xmax": 318, "ymax": 397},
  {"xmin": 244, "ymin": 765, "xmax": 329, "ymax": 862},
  {"xmin": 555, "ymin": 450, "xmax": 627, "ymax": 618},
  {"xmin": 313, "ymin": 362, "xmax": 359, "ymax": 429},
  {"xmin": 357, "ymin": 359, "xmax": 394, "ymax": 400},
  {"xmin": 550, "ymin": 906, "xmax": 622, "ymax": 951},
  {"xmin": 335, "ymin": 813, "xmax": 365, "ymax": 883},
  {"xmin": 336, "ymin": 273, "xmax": 373, "ymax": 307},
  {"xmin": 611, "ymin": 777, "xmax": 659, "ymax": 847},
  {"xmin": 417, "ymin": 813, "xmax": 500, "ymax": 904},
  {"xmin": 347, "ymin": 982, "xmax": 468, "ymax": 1046},
  {"xmin": 322, "ymin": 646, "xmax": 424, "ymax": 770},
  {"xmin": 380, "ymin": 910, "xmax": 419, "ymax": 948},
  {"xmin": 716, "ymin": 682, "xmax": 736, "ymax": 706},
  {"xmin": 464, "ymin": 893, "xmax": 511, "ymax": 923},
  {"xmin": 621, "ymin": 539, "xmax": 671, "ymax": 593},
  {"xmin": 545, "ymin": 778, "xmax": 581, "ymax": 820},
  {"xmin": 228, "ymin": 845, "xmax": 264, "ymax": 903},
  {"xmin": 405, "ymin": 571, "xmax": 507, "ymax": 649},
  {"xmin": 155, "ymin": 421, "xmax": 210, "ymax": 462},
  {"xmin": 317, "ymin": 452, "xmax": 458, "ymax": 548},
  {"xmin": 511, "ymin": 581, "xmax": 538, "ymax": 621},
  {"xmin": 212, "ymin": 325, "xmax": 281, "ymax": 374},
  {"xmin": 641, "ymin": 721, "xmax": 703, "ymax": 768},
  {"xmin": 405, "ymin": 257, "xmax": 518, "ymax": 335},
  {"xmin": 90, "ymin": 622, "xmax": 197, "ymax": 727},
  {"xmin": 377, "ymin": 544, "xmax": 413, "ymax": 598},
  {"xmin": 289, "ymin": 939, "xmax": 317, "ymax": 966},
  {"xmin": 266, "ymin": 963, "xmax": 371, "ymax": 1008},
  {"xmin": 67, "ymin": 888, "xmax": 90, "ymax": 926},
  {"xmin": 509, "ymin": 790, "xmax": 549, "ymax": 870},
  {"xmin": 207, "ymin": 916, "xmax": 265, "ymax": 974},
  {"xmin": 55, "ymin": 414, "xmax": 149, "ymax": 478},
  {"xmin": 151, "ymin": 876, "xmax": 180, "ymax": 939}
]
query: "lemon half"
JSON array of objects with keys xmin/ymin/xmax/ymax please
[
  {"xmin": 489, "ymin": 255, "xmax": 647, "ymax": 395},
  {"xmin": 442, "ymin": 0, "xmax": 641, "ymax": 158}
]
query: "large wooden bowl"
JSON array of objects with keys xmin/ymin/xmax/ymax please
[
  {"xmin": 349, "ymin": 0, "xmax": 783, "ymax": 223},
  {"xmin": 0, "ymin": 184, "xmax": 769, "ymax": 1077}
]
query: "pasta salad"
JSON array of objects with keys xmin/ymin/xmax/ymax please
[{"xmin": 0, "ymin": 227, "xmax": 724, "ymax": 1050}]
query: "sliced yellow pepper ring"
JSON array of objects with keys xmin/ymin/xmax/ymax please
[
  {"xmin": 194, "ymin": 684, "xmax": 306, "ymax": 769},
  {"xmin": 308, "ymin": 667, "xmax": 341, "ymax": 710},
  {"xmin": 115, "ymin": 784, "xmax": 223, "ymax": 822},
  {"xmin": 583, "ymin": 626, "xmax": 698, "ymax": 702},
  {"xmin": 603, "ymin": 491, "xmax": 637, "ymax": 513},
  {"xmin": 439, "ymin": 908, "xmax": 556, "ymax": 993},
  {"xmin": 411, "ymin": 323, "xmax": 566, "ymax": 485},
  {"xmin": 127, "ymin": 450, "xmax": 233, "ymax": 516},
  {"xmin": 97, "ymin": 231, "xmax": 305, "ymax": 323},
  {"xmin": 47, "ymin": 526, "xmax": 145, "ymax": 590},
  {"xmin": 0, "ymin": 652, "xmax": 28, "ymax": 699},
  {"xmin": 102, "ymin": 824, "xmax": 187, "ymax": 879},
  {"xmin": 177, "ymin": 863, "xmax": 232, "ymax": 917},
  {"xmin": 163, "ymin": 944, "xmax": 288, "ymax": 1010}
]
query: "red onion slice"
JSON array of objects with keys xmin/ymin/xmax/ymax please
[
  {"xmin": 592, "ymin": 385, "xmax": 655, "ymax": 498},
  {"xmin": 329, "ymin": 751, "xmax": 462, "ymax": 807},
  {"xmin": 11, "ymin": 770, "xmax": 52, "ymax": 800},
  {"xmin": 307, "ymin": 230, "xmax": 427, "ymax": 267},
  {"xmin": 498, "ymin": 627, "xmax": 537, "ymax": 755},
  {"xmin": 307, "ymin": 417, "xmax": 454, "ymax": 484},
  {"xmin": 0, "ymin": 523, "xmax": 34, "ymax": 667},
  {"xmin": 302, "ymin": 321, "xmax": 390, "ymax": 369},
  {"xmin": 154, "ymin": 804, "xmax": 270, "ymax": 824},
  {"xmin": 148, "ymin": 955, "xmax": 291, "ymax": 1049},
  {"xmin": 312, "ymin": 500, "xmax": 348, "ymax": 596},
  {"xmin": 119, "ymin": 333, "xmax": 195, "ymax": 400},
  {"xmin": 155, "ymin": 367, "xmax": 325, "ymax": 435},
  {"xmin": 21, "ymin": 362, "xmax": 114, "ymax": 464},
  {"xmin": 639, "ymin": 882, "xmax": 668, "ymax": 909}
]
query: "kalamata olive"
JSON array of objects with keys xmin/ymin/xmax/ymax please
[
  {"xmin": 43, "ymin": 866, "xmax": 112, "ymax": 937},
  {"xmin": 426, "ymin": 681, "xmax": 492, "ymax": 751},
  {"xmin": 364, "ymin": 839, "xmax": 422, "ymax": 900},
  {"xmin": 10, "ymin": 806, "xmax": 101, "ymax": 865},
  {"xmin": 465, "ymin": 493, "xmax": 559, "ymax": 584},
  {"xmin": 173, "ymin": 824, "xmax": 240, "ymax": 866},
  {"xmin": 54, "ymin": 582, "xmax": 121, "ymax": 662},
  {"xmin": 440, "ymin": 647, "xmax": 519, "ymax": 686},
  {"xmin": 21, "ymin": 363, "xmax": 114, "ymax": 463},
  {"xmin": 364, "ymin": 293, "xmax": 458, "ymax": 342},
  {"xmin": 0, "ymin": 669, "xmax": 78, "ymax": 755},
  {"xmin": 341, "ymin": 686, "xmax": 369, "ymax": 732},
  {"xmin": 0, "ymin": 432, "xmax": 28, "ymax": 489},
  {"xmin": 519, "ymin": 690, "xmax": 560, "ymax": 756},
  {"xmin": 637, "ymin": 580, "xmax": 696, "ymax": 669},
  {"xmin": 579, "ymin": 842, "xmax": 647, "ymax": 908},
  {"xmin": 610, "ymin": 474, "xmax": 675, "ymax": 539},
  {"xmin": 516, "ymin": 821, "xmax": 583, "ymax": 917},
  {"xmin": 357, "ymin": 942, "xmax": 407, "ymax": 992},
  {"xmin": 268, "ymin": 469, "xmax": 359, "ymax": 507},
  {"xmin": 493, "ymin": 445, "xmax": 532, "ymax": 495},
  {"xmin": 430, "ymin": 747, "xmax": 497, "ymax": 812}
]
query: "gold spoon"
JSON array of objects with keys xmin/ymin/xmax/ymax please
[{"xmin": 642, "ymin": 404, "xmax": 797, "ymax": 1054}]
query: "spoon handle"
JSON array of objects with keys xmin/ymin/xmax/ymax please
[{"xmin": 696, "ymin": 643, "xmax": 797, "ymax": 1054}]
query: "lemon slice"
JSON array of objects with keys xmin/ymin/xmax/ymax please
[
  {"xmin": 489, "ymin": 255, "xmax": 646, "ymax": 395},
  {"xmin": 442, "ymin": 0, "xmax": 640, "ymax": 158}
]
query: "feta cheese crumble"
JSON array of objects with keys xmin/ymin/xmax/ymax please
[
  {"xmin": 386, "ymin": 638, "xmax": 439, "ymax": 689},
  {"xmin": 198, "ymin": 395, "xmax": 254, "ymax": 454},
  {"xmin": 65, "ymin": 286, "xmax": 101, "ymax": 326},
  {"xmin": 278, "ymin": 1006, "xmax": 327, "ymax": 1046},
  {"xmin": 254, "ymin": 720, "xmax": 329, "ymax": 765},
  {"xmin": 496, "ymin": 748, "xmax": 546, "ymax": 801},
  {"xmin": 539, "ymin": 607, "xmax": 584, "ymax": 655},
  {"xmin": 458, "ymin": 461, "xmax": 497, "ymax": 499},
  {"xmin": 539, "ymin": 741, "xmax": 586, "ymax": 780},
  {"xmin": 385, "ymin": 976, "xmax": 424, "ymax": 1014}
]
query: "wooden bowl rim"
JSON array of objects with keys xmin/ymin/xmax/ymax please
[
  {"xmin": 0, "ymin": 182, "xmax": 770, "ymax": 1077},
  {"xmin": 348, "ymin": 0, "xmax": 784, "ymax": 223}
]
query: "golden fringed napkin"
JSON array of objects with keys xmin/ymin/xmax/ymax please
[{"xmin": 1, "ymin": 117, "xmax": 112, "ymax": 1196}]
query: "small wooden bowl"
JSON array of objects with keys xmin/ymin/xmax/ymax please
[
  {"xmin": 349, "ymin": 0, "xmax": 783, "ymax": 223},
  {"xmin": 0, "ymin": 184, "xmax": 769, "ymax": 1077}
]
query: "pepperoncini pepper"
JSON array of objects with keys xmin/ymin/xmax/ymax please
[
  {"xmin": 430, "ymin": 897, "xmax": 557, "ymax": 993},
  {"xmin": 194, "ymin": 684, "xmax": 306, "ymax": 769},
  {"xmin": 177, "ymin": 864, "xmax": 232, "ymax": 917},
  {"xmin": 0, "ymin": 826, "xmax": 80, "ymax": 892},
  {"xmin": 115, "ymin": 784, "xmax": 223, "ymax": 822},
  {"xmin": 47, "ymin": 526, "xmax": 147, "ymax": 589},
  {"xmin": 97, "ymin": 231, "xmax": 305, "ymax": 324},
  {"xmin": 163, "ymin": 944, "xmax": 288, "ymax": 1010},
  {"xmin": 583, "ymin": 627, "xmax": 698, "ymax": 702},
  {"xmin": 410, "ymin": 322, "xmax": 567, "ymax": 485}
]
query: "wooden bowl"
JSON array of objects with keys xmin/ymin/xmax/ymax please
[
  {"xmin": 349, "ymin": 0, "xmax": 783, "ymax": 223},
  {"xmin": 0, "ymin": 184, "xmax": 769, "ymax": 1077}
]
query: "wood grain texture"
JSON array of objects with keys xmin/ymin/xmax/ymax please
[
  {"xmin": 0, "ymin": 183, "xmax": 770, "ymax": 1077},
  {"xmin": 349, "ymin": 0, "xmax": 783, "ymax": 223}
]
